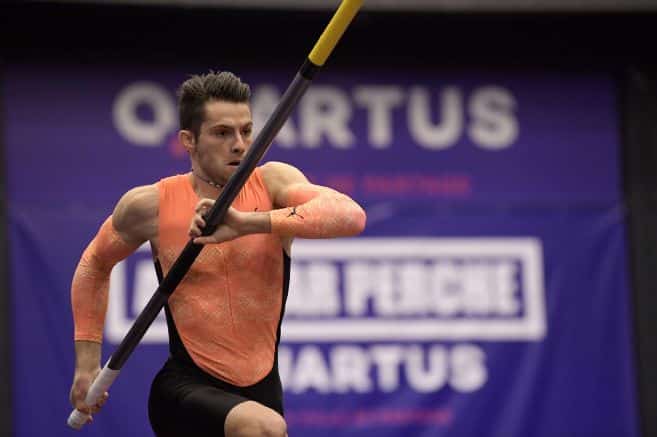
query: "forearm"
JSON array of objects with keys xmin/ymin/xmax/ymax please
[
  {"xmin": 71, "ymin": 250, "xmax": 111, "ymax": 343},
  {"xmin": 71, "ymin": 217, "xmax": 137, "ymax": 343},
  {"xmin": 269, "ymin": 187, "xmax": 366, "ymax": 238}
]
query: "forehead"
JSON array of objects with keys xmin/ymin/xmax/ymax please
[{"xmin": 202, "ymin": 100, "xmax": 252, "ymax": 127}]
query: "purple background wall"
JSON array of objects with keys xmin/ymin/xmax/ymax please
[{"xmin": 3, "ymin": 64, "xmax": 639, "ymax": 436}]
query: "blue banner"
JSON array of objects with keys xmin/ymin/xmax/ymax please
[{"xmin": 3, "ymin": 65, "xmax": 638, "ymax": 437}]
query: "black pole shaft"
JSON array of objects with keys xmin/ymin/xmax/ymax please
[{"xmin": 107, "ymin": 62, "xmax": 319, "ymax": 371}]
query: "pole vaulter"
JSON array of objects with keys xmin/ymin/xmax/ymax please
[{"xmin": 68, "ymin": 0, "xmax": 364, "ymax": 428}]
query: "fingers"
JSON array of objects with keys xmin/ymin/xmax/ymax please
[
  {"xmin": 189, "ymin": 214, "xmax": 206, "ymax": 238},
  {"xmin": 70, "ymin": 371, "xmax": 108, "ymax": 425},
  {"xmin": 195, "ymin": 198, "xmax": 215, "ymax": 214},
  {"xmin": 75, "ymin": 402, "xmax": 91, "ymax": 415},
  {"xmin": 89, "ymin": 393, "xmax": 108, "ymax": 414},
  {"xmin": 79, "ymin": 393, "xmax": 109, "ymax": 419},
  {"xmin": 72, "ymin": 387, "xmax": 109, "ymax": 416},
  {"xmin": 71, "ymin": 384, "xmax": 90, "ymax": 413},
  {"xmin": 190, "ymin": 199, "xmax": 214, "ymax": 239},
  {"xmin": 192, "ymin": 235, "xmax": 217, "ymax": 245},
  {"xmin": 95, "ymin": 392, "xmax": 109, "ymax": 409}
]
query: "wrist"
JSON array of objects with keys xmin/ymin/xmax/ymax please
[
  {"xmin": 74, "ymin": 340, "xmax": 101, "ymax": 373},
  {"xmin": 75, "ymin": 359, "xmax": 100, "ymax": 374},
  {"xmin": 240, "ymin": 211, "xmax": 272, "ymax": 235},
  {"xmin": 75, "ymin": 366, "xmax": 99, "ymax": 377}
]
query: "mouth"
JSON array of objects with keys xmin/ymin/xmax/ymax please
[{"xmin": 228, "ymin": 160, "xmax": 241, "ymax": 167}]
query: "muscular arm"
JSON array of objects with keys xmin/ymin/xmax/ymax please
[
  {"xmin": 69, "ymin": 184, "xmax": 158, "ymax": 414},
  {"xmin": 71, "ymin": 185, "xmax": 158, "ymax": 348},
  {"xmin": 262, "ymin": 161, "xmax": 366, "ymax": 238}
]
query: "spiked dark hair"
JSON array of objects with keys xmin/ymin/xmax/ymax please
[{"xmin": 177, "ymin": 71, "xmax": 251, "ymax": 139}]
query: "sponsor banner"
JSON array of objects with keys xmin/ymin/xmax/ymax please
[{"xmin": 3, "ymin": 65, "xmax": 638, "ymax": 437}]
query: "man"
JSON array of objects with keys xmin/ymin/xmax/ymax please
[{"xmin": 69, "ymin": 71, "xmax": 366, "ymax": 437}]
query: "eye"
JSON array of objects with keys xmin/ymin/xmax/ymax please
[{"xmin": 243, "ymin": 127, "xmax": 253, "ymax": 136}]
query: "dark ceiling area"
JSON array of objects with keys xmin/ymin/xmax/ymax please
[{"xmin": 2, "ymin": 3, "xmax": 657, "ymax": 70}]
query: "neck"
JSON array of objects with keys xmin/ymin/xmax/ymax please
[{"xmin": 191, "ymin": 167, "xmax": 223, "ymax": 198}]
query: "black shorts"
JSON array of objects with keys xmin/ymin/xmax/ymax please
[{"xmin": 148, "ymin": 357, "xmax": 284, "ymax": 437}]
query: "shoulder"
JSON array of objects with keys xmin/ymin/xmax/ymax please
[
  {"xmin": 156, "ymin": 174, "xmax": 187, "ymax": 189},
  {"xmin": 259, "ymin": 161, "xmax": 308, "ymax": 187},
  {"xmin": 259, "ymin": 161, "xmax": 310, "ymax": 207},
  {"xmin": 112, "ymin": 184, "xmax": 159, "ymax": 242}
]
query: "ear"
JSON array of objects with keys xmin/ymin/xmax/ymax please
[{"xmin": 179, "ymin": 130, "xmax": 196, "ymax": 153}]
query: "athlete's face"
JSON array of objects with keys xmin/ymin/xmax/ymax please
[{"xmin": 189, "ymin": 100, "xmax": 253, "ymax": 185}]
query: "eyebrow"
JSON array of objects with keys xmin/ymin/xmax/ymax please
[{"xmin": 209, "ymin": 122, "xmax": 253, "ymax": 130}]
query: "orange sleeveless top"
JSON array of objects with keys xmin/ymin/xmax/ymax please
[{"xmin": 155, "ymin": 168, "xmax": 286, "ymax": 386}]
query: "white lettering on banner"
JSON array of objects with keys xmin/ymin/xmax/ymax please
[
  {"xmin": 299, "ymin": 86, "xmax": 354, "ymax": 148},
  {"xmin": 408, "ymin": 86, "xmax": 463, "ymax": 149},
  {"xmin": 278, "ymin": 344, "xmax": 487, "ymax": 394},
  {"xmin": 343, "ymin": 260, "xmax": 518, "ymax": 317},
  {"xmin": 286, "ymin": 262, "xmax": 341, "ymax": 316},
  {"xmin": 250, "ymin": 85, "xmax": 297, "ymax": 147},
  {"xmin": 468, "ymin": 86, "xmax": 518, "ymax": 149},
  {"xmin": 353, "ymin": 86, "xmax": 405, "ymax": 148},
  {"xmin": 284, "ymin": 238, "xmax": 547, "ymax": 341},
  {"xmin": 113, "ymin": 82, "xmax": 518, "ymax": 150},
  {"xmin": 112, "ymin": 82, "xmax": 176, "ymax": 146}
]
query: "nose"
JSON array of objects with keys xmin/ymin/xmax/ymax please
[{"xmin": 232, "ymin": 133, "xmax": 247, "ymax": 154}]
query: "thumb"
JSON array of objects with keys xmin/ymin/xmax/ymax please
[
  {"xmin": 193, "ymin": 235, "xmax": 217, "ymax": 245},
  {"xmin": 74, "ymin": 398, "xmax": 92, "ymax": 415},
  {"xmin": 72, "ymin": 383, "xmax": 90, "ymax": 410}
]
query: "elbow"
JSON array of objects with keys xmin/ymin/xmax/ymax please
[{"xmin": 349, "ymin": 205, "xmax": 367, "ymax": 236}]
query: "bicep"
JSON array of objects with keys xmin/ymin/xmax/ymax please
[
  {"xmin": 261, "ymin": 161, "xmax": 315, "ymax": 208},
  {"xmin": 112, "ymin": 185, "xmax": 159, "ymax": 245}
]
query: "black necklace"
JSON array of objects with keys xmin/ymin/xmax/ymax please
[{"xmin": 191, "ymin": 168, "xmax": 224, "ymax": 189}]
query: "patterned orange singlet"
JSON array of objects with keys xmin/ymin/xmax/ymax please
[{"xmin": 155, "ymin": 168, "xmax": 288, "ymax": 387}]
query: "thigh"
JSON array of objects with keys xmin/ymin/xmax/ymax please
[{"xmin": 149, "ymin": 364, "xmax": 249, "ymax": 437}]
